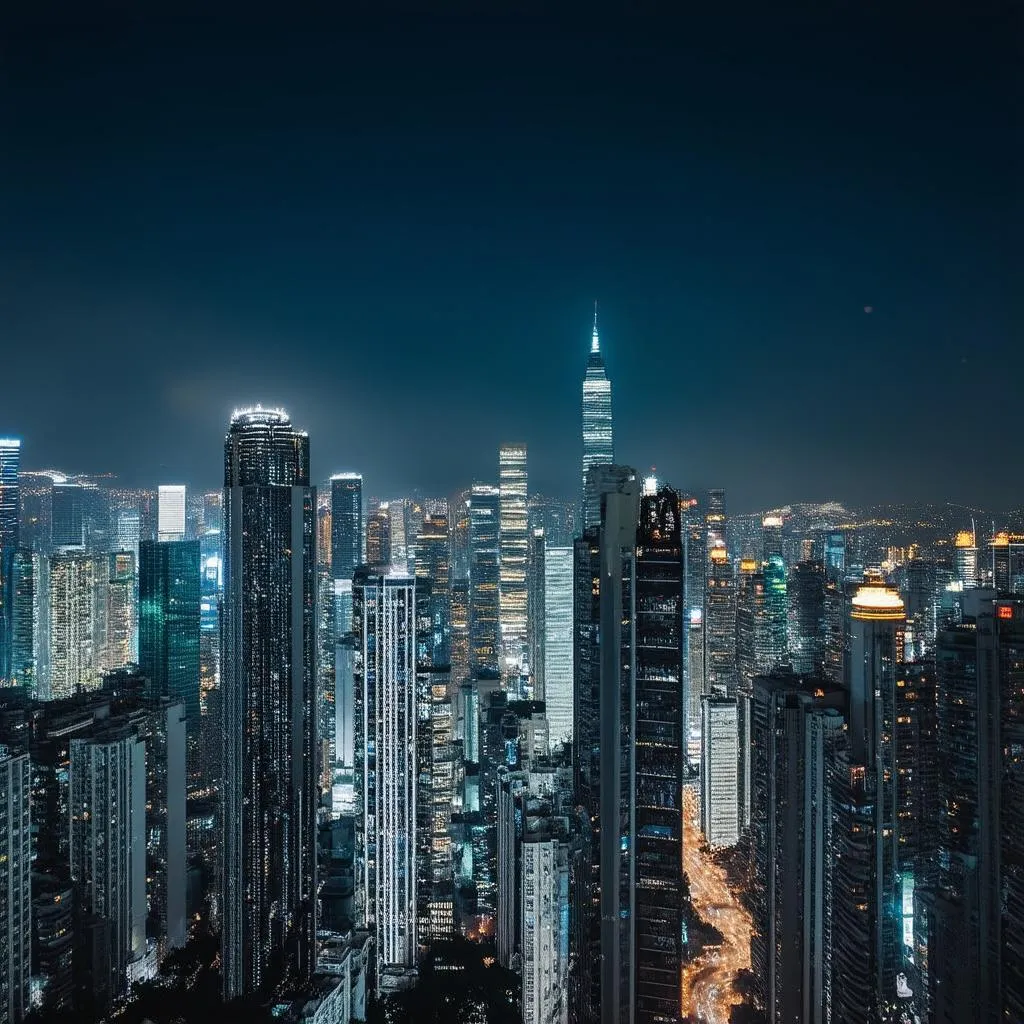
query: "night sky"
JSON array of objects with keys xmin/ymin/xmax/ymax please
[{"xmin": 4, "ymin": 5, "xmax": 1019, "ymax": 510}]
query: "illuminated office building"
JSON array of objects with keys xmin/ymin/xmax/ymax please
[
  {"xmin": 704, "ymin": 543, "xmax": 737, "ymax": 691},
  {"xmin": 527, "ymin": 528, "xmax": 545, "ymax": 699},
  {"xmin": 103, "ymin": 551, "xmax": 136, "ymax": 672},
  {"xmin": 789, "ymin": 559, "xmax": 825, "ymax": 674},
  {"xmin": 469, "ymin": 484, "xmax": 501, "ymax": 675},
  {"xmin": 824, "ymin": 531, "xmax": 845, "ymax": 583},
  {"xmin": 47, "ymin": 549, "xmax": 97, "ymax": 700},
  {"xmin": 761, "ymin": 554, "xmax": 788, "ymax": 669},
  {"xmin": 498, "ymin": 444, "xmax": 528, "ymax": 664},
  {"xmin": 365, "ymin": 505, "xmax": 391, "ymax": 569},
  {"xmin": 221, "ymin": 408, "xmax": 317, "ymax": 999},
  {"xmin": 330, "ymin": 473, "xmax": 363, "ymax": 581},
  {"xmin": 450, "ymin": 579, "xmax": 470, "ymax": 686},
  {"xmin": 990, "ymin": 531, "xmax": 1024, "ymax": 594},
  {"xmin": 353, "ymin": 570, "xmax": 418, "ymax": 992},
  {"xmin": 8, "ymin": 550, "xmax": 37, "ymax": 694},
  {"xmin": 700, "ymin": 693, "xmax": 739, "ymax": 849},
  {"xmin": 388, "ymin": 499, "xmax": 409, "ymax": 571},
  {"xmin": 705, "ymin": 488, "xmax": 726, "ymax": 554},
  {"xmin": 0, "ymin": 744, "xmax": 30, "ymax": 1024},
  {"xmin": 139, "ymin": 540, "xmax": 200, "ymax": 728},
  {"xmin": 954, "ymin": 529, "xmax": 978, "ymax": 588},
  {"xmin": 0, "ymin": 439, "xmax": 20, "ymax": 686},
  {"xmin": 543, "ymin": 546, "xmax": 573, "ymax": 747},
  {"xmin": 761, "ymin": 514, "xmax": 784, "ymax": 562},
  {"xmin": 157, "ymin": 485, "xmax": 187, "ymax": 542},
  {"xmin": 580, "ymin": 305, "xmax": 614, "ymax": 529},
  {"xmin": 414, "ymin": 507, "xmax": 451, "ymax": 668}
]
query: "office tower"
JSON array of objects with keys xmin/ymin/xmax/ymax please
[
  {"xmin": 761, "ymin": 554, "xmax": 788, "ymax": 668},
  {"xmin": 499, "ymin": 444, "xmax": 528, "ymax": 667},
  {"xmin": 414, "ymin": 508, "xmax": 451, "ymax": 668},
  {"xmin": 580, "ymin": 305, "xmax": 614, "ymax": 529},
  {"xmin": 51, "ymin": 482, "xmax": 85, "ymax": 548},
  {"xmin": 954, "ymin": 529, "xmax": 978, "ymax": 587},
  {"xmin": 789, "ymin": 559, "xmax": 825, "ymax": 674},
  {"xmin": 387, "ymin": 500, "xmax": 409, "ymax": 570},
  {"xmin": 157, "ymin": 485, "xmax": 187, "ymax": 542},
  {"xmin": 103, "ymin": 551, "xmax": 136, "ymax": 672},
  {"xmin": 527, "ymin": 528, "xmax": 545, "ymax": 700},
  {"xmin": 221, "ymin": 408, "xmax": 317, "ymax": 999},
  {"xmin": 0, "ymin": 439, "xmax": 20, "ymax": 686},
  {"xmin": 680, "ymin": 495, "xmax": 703, "ymax": 762},
  {"xmin": 829, "ymin": 578, "xmax": 905, "ymax": 1023},
  {"xmin": 469, "ymin": 484, "xmax": 501, "ymax": 675},
  {"xmin": 571, "ymin": 465, "xmax": 639, "ymax": 1023},
  {"xmin": 990, "ymin": 530, "xmax": 1024, "ymax": 593},
  {"xmin": 0, "ymin": 745, "xmax": 30, "ymax": 1024},
  {"xmin": 705, "ymin": 487, "xmax": 726, "ymax": 553},
  {"xmin": 685, "ymin": 608, "xmax": 705, "ymax": 763},
  {"xmin": 736, "ymin": 559, "xmax": 763, "ymax": 688},
  {"xmin": 449, "ymin": 489, "xmax": 471, "ymax": 581},
  {"xmin": 8, "ymin": 551, "xmax": 36, "ymax": 694},
  {"xmin": 634, "ymin": 482, "xmax": 686, "ymax": 1020},
  {"xmin": 747, "ymin": 673, "xmax": 846, "ymax": 1024},
  {"xmin": 365, "ymin": 505, "xmax": 391, "ymax": 568},
  {"xmin": 70, "ymin": 726, "xmax": 147, "ymax": 1000},
  {"xmin": 923, "ymin": 592, "xmax": 1023, "ymax": 1021},
  {"xmin": 139, "ymin": 540, "xmax": 201, "ymax": 727},
  {"xmin": 330, "ymin": 473, "xmax": 363, "ymax": 581},
  {"xmin": 450, "ymin": 579, "xmax": 470, "ymax": 686},
  {"xmin": 543, "ymin": 546, "xmax": 573, "ymax": 748},
  {"xmin": 48, "ymin": 549, "xmax": 97, "ymax": 699},
  {"xmin": 704, "ymin": 543, "xmax": 737, "ymax": 691},
  {"xmin": 353, "ymin": 570, "xmax": 418, "ymax": 992},
  {"xmin": 700, "ymin": 693, "xmax": 739, "ymax": 849},
  {"xmin": 823, "ymin": 530, "xmax": 845, "ymax": 582},
  {"xmin": 761, "ymin": 513, "xmax": 784, "ymax": 562}
]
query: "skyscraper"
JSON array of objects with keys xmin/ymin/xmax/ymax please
[
  {"xmin": 157, "ymin": 485, "xmax": 187, "ymax": 542},
  {"xmin": 414, "ymin": 507, "xmax": 451, "ymax": 668},
  {"xmin": 48, "ymin": 549, "xmax": 97, "ymax": 700},
  {"xmin": 469, "ymin": 484, "xmax": 501, "ymax": 675},
  {"xmin": 543, "ymin": 546, "xmax": 573, "ymax": 747},
  {"xmin": 353, "ymin": 570, "xmax": 418, "ymax": 993},
  {"xmin": 580, "ymin": 305, "xmax": 614, "ymax": 529},
  {"xmin": 0, "ymin": 744, "xmax": 30, "ymax": 1024},
  {"xmin": 103, "ymin": 551, "xmax": 136, "ymax": 673},
  {"xmin": 139, "ymin": 540, "xmax": 201, "ymax": 727},
  {"xmin": 498, "ymin": 444, "xmax": 528, "ymax": 666},
  {"xmin": 8, "ymin": 550, "xmax": 37, "ymax": 695},
  {"xmin": 527, "ymin": 528, "xmax": 545, "ymax": 699},
  {"xmin": 704, "ymin": 543, "xmax": 737, "ymax": 691},
  {"xmin": 700, "ymin": 694, "xmax": 739, "ymax": 849},
  {"xmin": 221, "ymin": 408, "xmax": 317, "ymax": 999},
  {"xmin": 0, "ymin": 439, "xmax": 20, "ymax": 686},
  {"xmin": 788, "ymin": 559, "xmax": 825, "ymax": 674},
  {"xmin": 330, "ymin": 473, "xmax": 363, "ymax": 581}
]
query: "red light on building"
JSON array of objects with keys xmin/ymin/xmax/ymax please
[{"xmin": 997, "ymin": 605, "xmax": 1014, "ymax": 620}]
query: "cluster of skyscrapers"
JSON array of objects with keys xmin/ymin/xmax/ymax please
[{"xmin": 0, "ymin": 308, "xmax": 1021, "ymax": 1024}]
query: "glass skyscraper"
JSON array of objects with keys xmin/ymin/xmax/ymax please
[
  {"xmin": 0, "ymin": 438, "xmax": 21, "ymax": 684},
  {"xmin": 498, "ymin": 444, "xmax": 528, "ymax": 663},
  {"xmin": 580, "ymin": 306, "xmax": 614, "ymax": 529},
  {"xmin": 469, "ymin": 483, "xmax": 501, "ymax": 675},
  {"xmin": 542, "ymin": 545, "xmax": 573, "ymax": 747},
  {"xmin": 221, "ymin": 408, "xmax": 317, "ymax": 1000},
  {"xmin": 330, "ymin": 473, "xmax": 363, "ymax": 581},
  {"xmin": 139, "ymin": 539, "xmax": 201, "ymax": 727}
]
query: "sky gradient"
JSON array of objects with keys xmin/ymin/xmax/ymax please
[{"xmin": 3, "ymin": 5, "xmax": 1019, "ymax": 510}]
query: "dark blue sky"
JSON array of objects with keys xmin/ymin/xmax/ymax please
[{"xmin": 3, "ymin": 5, "xmax": 1019, "ymax": 509}]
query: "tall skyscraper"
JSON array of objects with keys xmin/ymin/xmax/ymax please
[
  {"xmin": 527, "ymin": 527, "xmax": 545, "ymax": 699},
  {"xmin": 103, "ymin": 551, "xmax": 136, "ymax": 673},
  {"xmin": 157, "ymin": 485, "xmax": 187, "ymax": 542},
  {"xmin": 139, "ymin": 540, "xmax": 201, "ymax": 728},
  {"xmin": 221, "ymin": 408, "xmax": 317, "ymax": 999},
  {"xmin": 498, "ymin": 444, "xmax": 528, "ymax": 665},
  {"xmin": 543, "ymin": 546, "xmax": 573, "ymax": 747},
  {"xmin": 580, "ymin": 305, "xmax": 614, "ymax": 529},
  {"xmin": 704, "ymin": 543, "xmax": 737, "ymax": 691},
  {"xmin": 330, "ymin": 473, "xmax": 363, "ymax": 581},
  {"xmin": 761, "ymin": 513, "xmax": 783, "ymax": 562},
  {"xmin": 700, "ymin": 693, "xmax": 739, "ymax": 849},
  {"xmin": 365, "ymin": 505, "xmax": 391, "ymax": 569},
  {"xmin": 414, "ymin": 508, "xmax": 451, "ymax": 668},
  {"xmin": 0, "ymin": 744, "xmax": 30, "ymax": 1024},
  {"xmin": 70, "ymin": 726, "xmax": 147, "ymax": 1000},
  {"xmin": 788, "ymin": 559, "xmax": 825, "ymax": 674},
  {"xmin": 761, "ymin": 554, "xmax": 788, "ymax": 669},
  {"xmin": 954, "ymin": 529, "xmax": 978, "ymax": 588},
  {"xmin": 8, "ymin": 550, "xmax": 37, "ymax": 694},
  {"xmin": 469, "ymin": 484, "xmax": 501, "ymax": 675},
  {"xmin": 47, "ymin": 549, "xmax": 97, "ymax": 700},
  {"xmin": 353, "ymin": 570, "xmax": 418, "ymax": 993},
  {"xmin": 0, "ymin": 439, "xmax": 20, "ymax": 686},
  {"xmin": 705, "ymin": 488, "xmax": 727, "ymax": 553}
]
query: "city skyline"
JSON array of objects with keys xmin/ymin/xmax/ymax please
[{"xmin": 4, "ymin": 9, "xmax": 1017, "ymax": 510}]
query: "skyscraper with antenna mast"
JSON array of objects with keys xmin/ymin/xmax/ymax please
[{"xmin": 581, "ymin": 302, "xmax": 614, "ymax": 529}]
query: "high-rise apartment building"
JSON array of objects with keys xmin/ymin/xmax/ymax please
[
  {"xmin": 48, "ymin": 549, "xmax": 97, "ymax": 700},
  {"xmin": 221, "ymin": 408, "xmax": 317, "ymax": 999},
  {"xmin": 580, "ymin": 306, "xmax": 614, "ymax": 529},
  {"xmin": 499, "ymin": 444, "xmax": 528, "ymax": 667},
  {"xmin": 353, "ymin": 570, "xmax": 418, "ymax": 993},
  {"xmin": 469, "ymin": 484, "xmax": 501, "ymax": 675},
  {"xmin": 0, "ymin": 744, "xmax": 30, "ymax": 1024},
  {"xmin": 705, "ymin": 543, "xmax": 737, "ymax": 691},
  {"xmin": 70, "ymin": 726, "xmax": 147, "ymax": 999},
  {"xmin": 157, "ymin": 485, "xmax": 187, "ymax": 542},
  {"xmin": 543, "ymin": 546, "xmax": 573, "ymax": 747}
]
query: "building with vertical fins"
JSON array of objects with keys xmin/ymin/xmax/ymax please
[
  {"xmin": 0, "ymin": 743, "xmax": 30, "ymax": 1024},
  {"xmin": 580, "ymin": 304, "xmax": 614, "ymax": 529},
  {"xmin": 330, "ymin": 474, "xmax": 363, "ymax": 581},
  {"xmin": 469, "ymin": 484, "xmax": 501, "ymax": 675},
  {"xmin": 221, "ymin": 408, "xmax": 317, "ymax": 1000},
  {"xmin": 499, "ymin": 445, "xmax": 528, "ymax": 670},
  {"xmin": 353, "ymin": 570, "xmax": 418, "ymax": 993},
  {"xmin": 543, "ymin": 545, "xmax": 573, "ymax": 747},
  {"xmin": 0, "ymin": 439, "xmax": 21, "ymax": 686}
]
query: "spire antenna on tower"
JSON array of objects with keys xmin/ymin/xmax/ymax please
[{"xmin": 591, "ymin": 300, "xmax": 600, "ymax": 353}]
